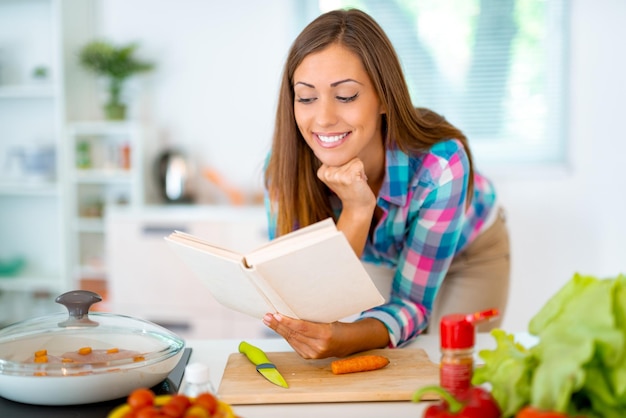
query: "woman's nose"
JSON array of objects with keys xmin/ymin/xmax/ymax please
[{"xmin": 315, "ymin": 98, "xmax": 338, "ymax": 127}]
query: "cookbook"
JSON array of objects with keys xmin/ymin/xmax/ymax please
[{"xmin": 165, "ymin": 218, "xmax": 385, "ymax": 323}]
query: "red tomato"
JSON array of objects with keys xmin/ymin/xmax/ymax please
[
  {"xmin": 167, "ymin": 394, "xmax": 192, "ymax": 411},
  {"xmin": 515, "ymin": 407, "xmax": 572, "ymax": 418},
  {"xmin": 127, "ymin": 388, "xmax": 156, "ymax": 410},
  {"xmin": 160, "ymin": 402, "xmax": 186, "ymax": 417},
  {"xmin": 134, "ymin": 405, "xmax": 161, "ymax": 418},
  {"xmin": 193, "ymin": 393, "xmax": 218, "ymax": 415}
]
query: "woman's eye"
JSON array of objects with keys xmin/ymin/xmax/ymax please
[
  {"xmin": 296, "ymin": 96, "xmax": 316, "ymax": 104},
  {"xmin": 337, "ymin": 93, "xmax": 359, "ymax": 103}
]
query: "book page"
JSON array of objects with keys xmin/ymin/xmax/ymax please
[
  {"xmin": 254, "ymin": 233, "xmax": 385, "ymax": 323},
  {"xmin": 165, "ymin": 231, "xmax": 243, "ymax": 260},
  {"xmin": 164, "ymin": 237, "xmax": 271, "ymax": 319},
  {"xmin": 244, "ymin": 266, "xmax": 298, "ymax": 319},
  {"xmin": 245, "ymin": 218, "xmax": 336, "ymax": 266},
  {"xmin": 166, "ymin": 230, "xmax": 242, "ymax": 262}
]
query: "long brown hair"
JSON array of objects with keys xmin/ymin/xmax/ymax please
[{"xmin": 265, "ymin": 8, "xmax": 474, "ymax": 237}]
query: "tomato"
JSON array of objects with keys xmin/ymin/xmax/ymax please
[
  {"xmin": 160, "ymin": 402, "xmax": 185, "ymax": 417},
  {"xmin": 134, "ymin": 405, "xmax": 161, "ymax": 418},
  {"xmin": 193, "ymin": 393, "xmax": 218, "ymax": 415},
  {"xmin": 515, "ymin": 407, "xmax": 576, "ymax": 418},
  {"xmin": 167, "ymin": 394, "xmax": 192, "ymax": 410},
  {"xmin": 127, "ymin": 388, "xmax": 156, "ymax": 410}
]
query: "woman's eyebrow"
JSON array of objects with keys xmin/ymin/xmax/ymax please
[
  {"xmin": 330, "ymin": 78, "xmax": 363, "ymax": 87},
  {"xmin": 294, "ymin": 78, "xmax": 363, "ymax": 89}
]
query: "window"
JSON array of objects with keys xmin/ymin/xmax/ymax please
[{"xmin": 317, "ymin": 0, "xmax": 568, "ymax": 166}]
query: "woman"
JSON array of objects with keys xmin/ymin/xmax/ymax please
[{"xmin": 263, "ymin": 8, "xmax": 510, "ymax": 359}]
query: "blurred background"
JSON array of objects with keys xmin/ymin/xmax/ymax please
[{"xmin": 0, "ymin": 0, "xmax": 624, "ymax": 339}]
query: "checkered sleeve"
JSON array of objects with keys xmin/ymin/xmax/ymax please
[{"xmin": 360, "ymin": 144, "xmax": 470, "ymax": 347}]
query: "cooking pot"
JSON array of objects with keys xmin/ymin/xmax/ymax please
[{"xmin": 0, "ymin": 290, "xmax": 185, "ymax": 405}]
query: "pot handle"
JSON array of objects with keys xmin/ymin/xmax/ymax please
[{"xmin": 55, "ymin": 290, "xmax": 102, "ymax": 328}]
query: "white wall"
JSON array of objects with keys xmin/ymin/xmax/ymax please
[
  {"xmin": 93, "ymin": 0, "xmax": 307, "ymax": 202},
  {"xmin": 84, "ymin": 0, "xmax": 626, "ymax": 332}
]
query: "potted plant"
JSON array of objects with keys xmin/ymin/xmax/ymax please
[{"xmin": 78, "ymin": 40, "xmax": 154, "ymax": 120}]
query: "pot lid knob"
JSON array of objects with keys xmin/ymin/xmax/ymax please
[{"xmin": 55, "ymin": 290, "xmax": 102, "ymax": 328}]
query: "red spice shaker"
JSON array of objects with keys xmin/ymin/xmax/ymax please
[{"xmin": 439, "ymin": 308, "xmax": 499, "ymax": 396}]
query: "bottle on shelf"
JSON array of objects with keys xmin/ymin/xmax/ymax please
[{"xmin": 76, "ymin": 141, "xmax": 91, "ymax": 169}]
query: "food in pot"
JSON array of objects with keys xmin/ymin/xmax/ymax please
[{"xmin": 25, "ymin": 346, "xmax": 144, "ymax": 365}]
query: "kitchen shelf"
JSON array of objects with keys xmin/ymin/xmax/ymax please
[
  {"xmin": 0, "ymin": 0, "xmax": 69, "ymax": 325},
  {"xmin": 74, "ymin": 217, "xmax": 105, "ymax": 232},
  {"xmin": 0, "ymin": 181, "xmax": 60, "ymax": 196},
  {"xmin": 73, "ymin": 169, "xmax": 134, "ymax": 183},
  {"xmin": 66, "ymin": 121, "xmax": 144, "ymax": 289},
  {"xmin": 0, "ymin": 267, "xmax": 66, "ymax": 293},
  {"xmin": 0, "ymin": 84, "xmax": 56, "ymax": 99}
]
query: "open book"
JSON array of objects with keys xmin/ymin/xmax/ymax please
[{"xmin": 164, "ymin": 218, "xmax": 385, "ymax": 323}]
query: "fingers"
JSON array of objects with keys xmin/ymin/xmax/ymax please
[
  {"xmin": 263, "ymin": 313, "xmax": 292, "ymax": 339},
  {"xmin": 262, "ymin": 313, "xmax": 330, "ymax": 359},
  {"xmin": 317, "ymin": 158, "xmax": 368, "ymax": 186}
]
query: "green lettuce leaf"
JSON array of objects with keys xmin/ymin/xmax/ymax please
[
  {"xmin": 472, "ymin": 329, "xmax": 536, "ymax": 417},
  {"xmin": 474, "ymin": 273, "xmax": 626, "ymax": 417}
]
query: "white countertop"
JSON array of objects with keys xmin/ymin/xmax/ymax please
[{"xmin": 185, "ymin": 333, "xmax": 533, "ymax": 418}]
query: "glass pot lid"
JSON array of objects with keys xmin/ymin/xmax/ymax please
[{"xmin": 0, "ymin": 290, "xmax": 185, "ymax": 377}]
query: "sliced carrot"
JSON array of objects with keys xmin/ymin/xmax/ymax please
[
  {"xmin": 34, "ymin": 349, "xmax": 47, "ymax": 358},
  {"xmin": 133, "ymin": 355, "xmax": 145, "ymax": 362},
  {"xmin": 107, "ymin": 347, "xmax": 120, "ymax": 354},
  {"xmin": 34, "ymin": 355, "xmax": 48, "ymax": 363},
  {"xmin": 331, "ymin": 354, "xmax": 390, "ymax": 375},
  {"xmin": 78, "ymin": 346, "xmax": 92, "ymax": 355}
]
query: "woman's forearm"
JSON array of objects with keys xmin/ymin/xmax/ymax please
[
  {"xmin": 332, "ymin": 317, "xmax": 390, "ymax": 357},
  {"xmin": 336, "ymin": 205, "xmax": 374, "ymax": 256}
]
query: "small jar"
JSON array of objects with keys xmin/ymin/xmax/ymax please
[
  {"xmin": 179, "ymin": 362, "xmax": 215, "ymax": 397},
  {"xmin": 439, "ymin": 313, "xmax": 475, "ymax": 396},
  {"xmin": 439, "ymin": 308, "xmax": 499, "ymax": 396}
]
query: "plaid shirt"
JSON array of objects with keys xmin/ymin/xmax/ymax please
[
  {"xmin": 355, "ymin": 139, "xmax": 496, "ymax": 347},
  {"xmin": 265, "ymin": 138, "xmax": 496, "ymax": 347}
]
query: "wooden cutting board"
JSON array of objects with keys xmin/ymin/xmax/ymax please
[{"xmin": 217, "ymin": 348, "xmax": 439, "ymax": 404}]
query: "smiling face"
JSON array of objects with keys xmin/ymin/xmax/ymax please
[{"xmin": 293, "ymin": 43, "xmax": 385, "ymax": 169}]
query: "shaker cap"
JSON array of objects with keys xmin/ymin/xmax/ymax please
[
  {"xmin": 440, "ymin": 308, "xmax": 499, "ymax": 349},
  {"xmin": 185, "ymin": 362, "xmax": 211, "ymax": 384}
]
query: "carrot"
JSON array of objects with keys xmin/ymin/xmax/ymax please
[
  {"xmin": 331, "ymin": 354, "xmax": 390, "ymax": 375},
  {"xmin": 78, "ymin": 346, "xmax": 92, "ymax": 355}
]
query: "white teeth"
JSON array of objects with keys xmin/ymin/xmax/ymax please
[{"xmin": 318, "ymin": 133, "xmax": 348, "ymax": 143}]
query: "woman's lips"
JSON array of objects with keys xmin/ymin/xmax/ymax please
[{"xmin": 315, "ymin": 132, "xmax": 350, "ymax": 148}]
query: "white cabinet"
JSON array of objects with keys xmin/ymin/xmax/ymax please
[
  {"xmin": 106, "ymin": 205, "xmax": 272, "ymax": 339},
  {"xmin": 66, "ymin": 121, "xmax": 144, "ymax": 299},
  {"xmin": 0, "ymin": 0, "xmax": 68, "ymax": 324}
]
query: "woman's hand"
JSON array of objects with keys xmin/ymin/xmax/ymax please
[
  {"xmin": 317, "ymin": 157, "xmax": 376, "ymax": 213},
  {"xmin": 317, "ymin": 157, "xmax": 377, "ymax": 256},
  {"xmin": 262, "ymin": 313, "xmax": 390, "ymax": 359}
]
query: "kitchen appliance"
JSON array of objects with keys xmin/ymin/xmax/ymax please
[
  {"xmin": 0, "ymin": 290, "xmax": 185, "ymax": 406},
  {"xmin": 155, "ymin": 149, "xmax": 194, "ymax": 203},
  {"xmin": 218, "ymin": 348, "xmax": 439, "ymax": 404}
]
